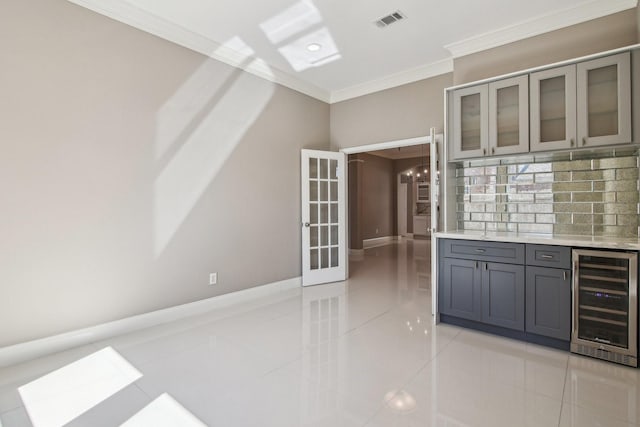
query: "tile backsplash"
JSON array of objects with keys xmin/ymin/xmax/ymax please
[{"xmin": 456, "ymin": 154, "xmax": 640, "ymax": 237}]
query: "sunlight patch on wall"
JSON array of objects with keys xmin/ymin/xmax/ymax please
[
  {"xmin": 18, "ymin": 347, "xmax": 142, "ymax": 427},
  {"xmin": 154, "ymin": 61, "xmax": 236, "ymax": 161},
  {"xmin": 154, "ymin": 40, "xmax": 274, "ymax": 256},
  {"xmin": 122, "ymin": 393, "xmax": 206, "ymax": 427}
]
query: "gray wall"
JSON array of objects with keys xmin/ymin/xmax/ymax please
[
  {"xmin": 348, "ymin": 154, "xmax": 428, "ymax": 247},
  {"xmin": 348, "ymin": 154, "xmax": 364, "ymax": 250},
  {"xmin": 0, "ymin": 0, "xmax": 329, "ymax": 347},
  {"xmin": 330, "ymin": 74, "xmax": 453, "ymax": 150},
  {"xmin": 637, "ymin": 4, "xmax": 640, "ymax": 42},
  {"xmin": 360, "ymin": 154, "xmax": 395, "ymax": 240},
  {"xmin": 453, "ymin": 10, "xmax": 638, "ymax": 85}
]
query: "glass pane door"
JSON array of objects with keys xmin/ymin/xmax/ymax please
[
  {"xmin": 587, "ymin": 64, "xmax": 618, "ymax": 138},
  {"xmin": 302, "ymin": 150, "xmax": 346, "ymax": 286},
  {"xmin": 308, "ymin": 157, "xmax": 340, "ymax": 270},
  {"xmin": 460, "ymin": 93, "xmax": 482, "ymax": 152},
  {"xmin": 540, "ymin": 76, "xmax": 566, "ymax": 142}
]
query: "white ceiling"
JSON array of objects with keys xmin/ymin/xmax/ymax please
[{"xmin": 70, "ymin": 0, "xmax": 636, "ymax": 102}]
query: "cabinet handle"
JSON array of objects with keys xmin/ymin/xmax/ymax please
[
  {"xmin": 483, "ymin": 148, "xmax": 486, "ymax": 155},
  {"xmin": 475, "ymin": 248, "xmax": 486, "ymax": 253},
  {"xmin": 484, "ymin": 263, "xmax": 488, "ymax": 270},
  {"xmin": 475, "ymin": 261, "xmax": 479, "ymax": 269},
  {"xmin": 540, "ymin": 254, "xmax": 554, "ymax": 259},
  {"xmin": 491, "ymin": 147, "xmax": 495, "ymax": 154},
  {"xmin": 563, "ymin": 271, "xmax": 567, "ymax": 281},
  {"xmin": 582, "ymin": 137, "xmax": 587, "ymax": 146},
  {"xmin": 570, "ymin": 138, "xmax": 574, "ymax": 147}
]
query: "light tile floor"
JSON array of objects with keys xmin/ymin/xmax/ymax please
[{"xmin": 1, "ymin": 239, "xmax": 639, "ymax": 426}]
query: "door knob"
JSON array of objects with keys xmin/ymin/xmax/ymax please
[{"xmin": 303, "ymin": 222, "xmax": 310, "ymax": 227}]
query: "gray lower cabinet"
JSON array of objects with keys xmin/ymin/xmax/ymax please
[
  {"xmin": 439, "ymin": 239, "xmax": 572, "ymax": 347},
  {"xmin": 440, "ymin": 258, "xmax": 482, "ymax": 321},
  {"xmin": 482, "ymin": 262, "xmax": 525, "ymax": 331},
  {"xmin": 525, "ymin": 266, "xmax": 571, "ymax": 340}
]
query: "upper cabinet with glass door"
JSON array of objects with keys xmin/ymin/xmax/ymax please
[
  {"xmin": 577, "ymin": 52, "xmax": 631, "ymax": 148},
  {"xmin": 530, "ymin": 65, "xmax": 577, "ymax": 152},
  {"xmin": 488, "ymin": 75, "xmax": 529, "ymax": 156},
  {"xmin": 449, "ymin": 49, "xmax": 634, "ymax": 161},
  {"xmin": 451, "ymin": 85, "xmax": 488, "ymax": 160},
  {"xmin": 450, "ymin": 76, "xmax": 529, "ymax": 160},
  {"xmin": 530, "ymin": 52, "xmax": 631, "ymax": 152}
]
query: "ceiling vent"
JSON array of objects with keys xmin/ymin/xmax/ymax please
[{"xmin": 374, "ymin": 11, "xmax": 406, "ymax": 28}]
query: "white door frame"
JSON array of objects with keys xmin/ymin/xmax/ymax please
[{"xmin": 340, "ymin": 132, "xmax": 443, "ymax": 243}]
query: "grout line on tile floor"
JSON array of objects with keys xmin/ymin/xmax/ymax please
[{"xmin": 557, "ymin": 355, "xmax": 569, "ymax": 427}]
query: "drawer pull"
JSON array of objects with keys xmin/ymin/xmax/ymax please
[
  {"xmin": 475, "ymin": 249, "xmax": 486, "ymax": 253},
  {"xmin": 540, "ymin": 254, "xmax": 554, "ymax": 259}
]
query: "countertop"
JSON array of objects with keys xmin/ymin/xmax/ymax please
[{"xmin": 434, "ymin": 230, "xmax": 640, "ymax": 250}]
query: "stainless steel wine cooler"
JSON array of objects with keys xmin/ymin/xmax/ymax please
[{"xmin": 571, "ymin": 249, "xmax": 638, "ymax": 367}]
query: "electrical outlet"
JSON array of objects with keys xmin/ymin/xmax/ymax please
[{"xmin": 209, "ymin": 273, "xmax": 217, "ymax": 285}]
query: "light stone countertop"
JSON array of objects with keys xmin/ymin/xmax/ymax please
[{"xmin": 434, "ymin": 230, "xmax": 640, "ymax": 251}]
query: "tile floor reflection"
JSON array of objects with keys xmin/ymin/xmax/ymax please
[{"xmin": 1, "ymin": 239, "xmax": 639, "ymax": 426}]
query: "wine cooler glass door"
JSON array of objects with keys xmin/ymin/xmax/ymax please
[{"xmin": 572, "ymin": 249, "xmax": 637, "ymax": 365}]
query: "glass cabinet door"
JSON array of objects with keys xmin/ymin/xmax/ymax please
[
  {"xmin": 451, "ymin": 85, "xmax": 488, "ymax": 160},
  {"xmin": 577, "ymin": 52, "xmax": 631, "ymax": 147},
  {"xmin": 488, "ymin": 75, "xmax": 529, "ymax": 156},
  {"xmin": 530, "ymin": 65, "xmax": 577, "ymax": 152}
]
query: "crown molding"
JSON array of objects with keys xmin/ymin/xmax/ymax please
[
  {"xmin": 330, "ymin": 58, "xmax": 454, "ymax": 103},
  {"xmin": 444, "ymin": 0, "xmax": 638, "ymax": 59},
  {"xmin": 68, "ymin": 0, "xmax": 331, "ymax": 102}
]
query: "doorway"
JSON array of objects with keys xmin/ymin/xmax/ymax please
[
  {"xmin": 338, "ymin": 131, "xmax": 443, "ymax": 318},
  {"xmin": 341, "ymin": 133, "xmax": 439, "ymax": 306},
  {"xmin": 342, "ymin": 136, "xmax": 433, "ymax": 254}
]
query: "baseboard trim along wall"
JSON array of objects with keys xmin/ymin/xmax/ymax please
[
  {"xmin": 362, "ymin": 236, "xmax": 398, "ymax": 249},
  {"xmin": 0, "ymin": 276, "xmax": 301, "ymax": 368}
]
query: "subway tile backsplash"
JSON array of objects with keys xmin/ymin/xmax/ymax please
[{"xmin": 456, "ymin": 154, "xmax": 640, "ymax": 237}]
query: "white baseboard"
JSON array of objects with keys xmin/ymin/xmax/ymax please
[
  {"xmin": 0, "ymin": 277, "xmax": 301, "ymax": 368},
  {"xmin": 363, "ymin": 236, "xmax": 398, "ymax": 249},
  {"xmin": 349, "ymin": 248, "xmax": 365, "ymax": 256}
]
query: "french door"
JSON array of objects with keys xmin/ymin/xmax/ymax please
[{"xmin": 301, "ymin": 150, "xmax": 347, "ymax": 286}]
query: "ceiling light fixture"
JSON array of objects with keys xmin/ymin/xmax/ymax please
[{"xmin": 306, "ymin": 43, "xmax": 321, "ymax": 52}]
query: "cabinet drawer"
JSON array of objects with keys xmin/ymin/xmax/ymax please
[
  {"xmin": 442, "ymin": 239, "xmax": 524, "ymax": 264},
  {"xmin": 526, "ymin": 244, "xmax": 571, "ymax": 269}
]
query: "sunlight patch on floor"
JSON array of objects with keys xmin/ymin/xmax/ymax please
[
  {"xmin": 122, "ymin": 393, "xmax": 206, "ymax": 427},
  {"xmin": 18, "ymin": 347, "xmax": 141, "ymax": 427}
]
